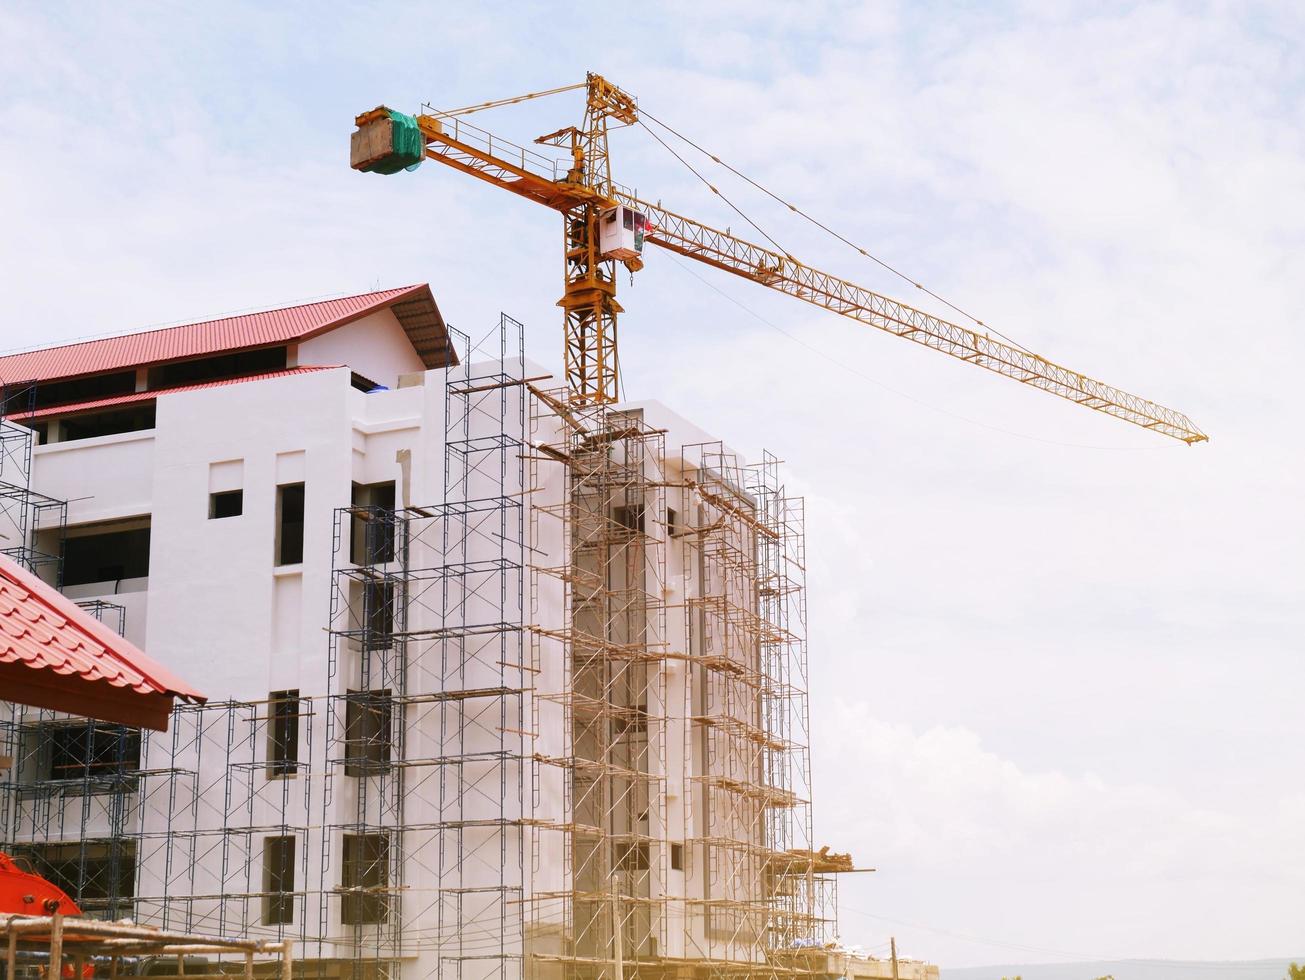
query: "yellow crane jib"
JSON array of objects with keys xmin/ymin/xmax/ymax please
[{"xmin": 349, "ymin": 75, "xmax": 1207, "ymax": 442}]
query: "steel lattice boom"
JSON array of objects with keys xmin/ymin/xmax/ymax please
[{"xmin": 617, "ymin": 193, "xmax": 1207, "ymax": 443}]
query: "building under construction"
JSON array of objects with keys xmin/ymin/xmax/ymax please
[{"xmin": 0, "ymin": 286, "xmax": 850, "ymax": 980}]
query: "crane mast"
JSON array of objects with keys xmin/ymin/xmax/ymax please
[
  {"xmin": 537, "ymin": 75, "xmax": 639, "ymax": 404},
  {"xmin": 351, "ymin": 74, "xmax": 1206, "ymax": 443}
]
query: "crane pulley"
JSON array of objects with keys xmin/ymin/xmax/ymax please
[{"xmin": 350, "ymin": 73, "xmax": 1206, "ymax": 444}]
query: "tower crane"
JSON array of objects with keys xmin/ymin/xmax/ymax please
[{"xmin": 350, "ymin": 73, "xmax": 1206, "ymax": 444}]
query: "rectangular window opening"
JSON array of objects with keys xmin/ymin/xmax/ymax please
[
  {"xmin": 362, "ymin": 580, "xmax": 395, "ymax": 650},
  {"xmin": 613, "ymin": 504, "xmax": 645, "ymax": 534},
  {"xmin": 344, "ymin": 690, "xmax": 392, "ymax": 777},
  {"xmin": 12, "ymin": 840, "xmax": 136, "ymax": 917},
  {"xmin": 209, "ymin": 489, "xmax": 243, "ymax": 519},
  {"xmin": 341, "ymin": 833, "xmax": 389, "ymax": 924},
  {"xmin": 38, "ymin": 723, "xmax": 141, "ymax": 789},
  {"xmin": 671, "ymin": 842, "xmax": 684, "ymax": 872},
  {"xmin": 276, "ymin": 483, "xmax": 305, "ymax": 566},
  {"xmin": 267, "ymin": 690, "xmax": 300, "ymax": 777},
  {"xmin": 351, "ymin": 481, "xmax": 397, "ymax": 565},
  {"xmin": 263, "ymin": 835, "xmax": 296, "ymax": 925}
]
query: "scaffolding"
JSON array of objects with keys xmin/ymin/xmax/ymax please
[
  {"xmin": 527, "ymin": 396, "xmax": 671, "ymax": 980},
  {"xmin": 0, "ymin": 381, "xmax": 66, "ymax": 584},
  {"xmin": 2, "ymin": 912, "xmax": 294, "ymax": 980},
  {"xmin": 318, "ymin": 313, "xmax": 532, "ymax": 980},
  {"xmin": 677, "ymin": 444, "xmax": 836, "ymax": 977},
  {"xmin": 523, "ymin": 392, "xmax": 836, "ymax": 980},
  {"xmin": 0, "ymin": 316, "xmax": 836, "ymax": 980}
]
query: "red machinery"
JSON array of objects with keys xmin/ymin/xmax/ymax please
[
  {"xmin": 0, "ymin": 852, "xmax": 80, "ymax": 917},
  {"xmin": 0, "ymin": 851, "xmax": 95, "ymax": 976}
]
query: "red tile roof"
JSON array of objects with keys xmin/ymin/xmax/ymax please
[
  {"xmin": 0, "ymin": 555, "xmax": 205, "ymax": 731},
  {"xmin": 15, "ymin": 365, "xmax": 343, "ymax": 421},
  {"xmin": 0, "ymin": 284, "xmax": 455, "ymax": 386}
]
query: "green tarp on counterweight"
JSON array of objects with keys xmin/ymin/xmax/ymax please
[{"xmin": 362, "ymin": 109, "xmax": 424, "ymax": 175}]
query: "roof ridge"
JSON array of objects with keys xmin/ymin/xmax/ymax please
[{"xmin": 0, "ymin": 285, "xmax": 424, "ymax": 362}]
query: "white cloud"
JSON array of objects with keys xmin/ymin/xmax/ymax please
[{"xmin": 816, "ymin": 701, "xmax": 1305, "ymax": 964}]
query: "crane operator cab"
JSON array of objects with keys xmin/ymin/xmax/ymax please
[{"xmin": 598, "ymin": 205, "xmax": 647, "ymax": 262}]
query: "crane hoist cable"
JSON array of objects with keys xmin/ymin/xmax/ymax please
[
  {"xmin": 635, "ymin": 117, "xmax": 792, "ymax": 260},
  {"xmin": 436, "ymin": 81, "xmax": 587, "ymax": 118},
  {"xmin": 638, "ymin": 106, "xmax": 1036, "ymax": 356}
]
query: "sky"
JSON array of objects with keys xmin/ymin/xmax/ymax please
[{"xmin": 2, "ymin": 0, "xmax": 1303, "ymax": 971}]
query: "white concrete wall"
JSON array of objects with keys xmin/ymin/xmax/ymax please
[
  {"xmin": 146, "ymin": 366, "xmax": 356, "ymax": 696},
  {"xmin": 34, "ymin": 430, "xmax": 154, "ymax": 526},
  {"xmin": 622, "ymin": 399, "xmax": 721, "ymax": 460},
  {"xmin": 62, "ymin": 581, "xmax": 149, "ymax": 650},
  {"xmin": 298, "ymin": 308, "xmax": 427, "ymax": 389}
]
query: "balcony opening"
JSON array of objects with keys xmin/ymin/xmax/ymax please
[
  {"xmin": 4, "ymin": 371, "xmax": 136, "ymax": 414},
  {"xmin": 63, "ymin": 519, "xmax": 151, "ymax": 589},
  {"xmin": 56, "ymin": 404, "xmax": 156, "ymax": 443},
  {"xmin": 147, "ymin": 346, "xmax": 286, "ymax": 389}
]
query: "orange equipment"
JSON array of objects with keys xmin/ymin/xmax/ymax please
[{"xmin": 0, "ymin": 851, "xmax": 81, "ymax": 916}]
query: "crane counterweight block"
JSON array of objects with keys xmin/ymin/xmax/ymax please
[{"xmin": 351, "ymin": 106, "xmax": 426, "ymax": 174}]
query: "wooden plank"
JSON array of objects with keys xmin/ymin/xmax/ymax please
[{"xmin": 350, "ymin": 118, "xmax": 394, "ymax": 171}]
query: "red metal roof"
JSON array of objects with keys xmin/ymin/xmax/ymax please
[
  {"xmin": 0, "ymin": 284, "xmax": 455, "ymax": 387},
  {"xmin": 0, "ymin": 556, "xmax": 205, "ymax": 731},
  {"xmin": 15, "ymin": 365, "xmax": 342, "ymax": 421}
]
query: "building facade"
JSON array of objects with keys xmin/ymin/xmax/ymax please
[{"xmin": 0, "ymin": 287, "xmax": 840, "ymax": 980}]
